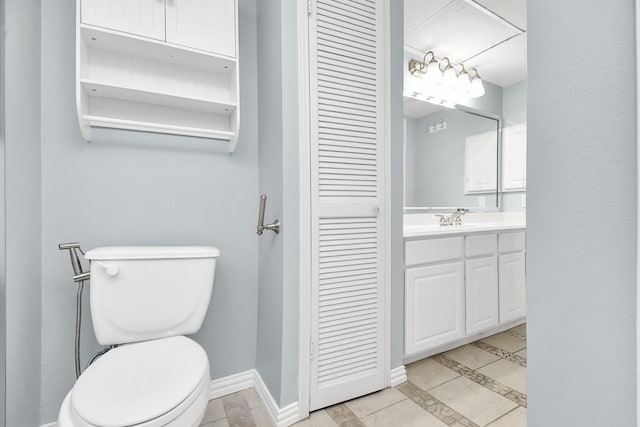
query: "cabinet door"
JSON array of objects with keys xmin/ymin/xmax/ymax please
[
  {"xmin": 464, "ymin": 130, "xmax": 498, "ymax": 194},
  {"xmin": 502, "ymin": 123, "xmax": 527, "ymax": 191},
  {"xmin": 406, "ymin": 262, "xmax": 464, "ymax": 355},
  {"xmin": 465, "ymin": 256, "xmax": 499, "ymax": 335},
  {"xmin": 165, "ymin": 0, "xmax": 236, "ymax": 56},
  {"xmin": 81, "ymin": 0, "xmax": 165, "ymax": 41},
  {"xmin": 499, "ymin": 252, "xmax": 526, "ymax": 322}
]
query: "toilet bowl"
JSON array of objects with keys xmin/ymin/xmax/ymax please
[
  {"xmin": 57, "ymin": 246, "xmax": 220, "ymax": 427},
  {"xmin": 58, "ymin": 336, "xmax": 210, "ymax": 427}
]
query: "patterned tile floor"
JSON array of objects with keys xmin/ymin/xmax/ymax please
[{"xmin": 200, "ymin": 323, "xmax": 527, "ymax": 427}]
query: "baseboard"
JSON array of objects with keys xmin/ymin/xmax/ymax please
[
  {"xmin": 209, "ymin": 369, "xmax": 255, "ymax": 399},
  {"xmin": 253, "ymin": 370, "xmax": 300, "ymax": 427},
  {"xmin": 210, "ymin": 369, "xmax": 300, "ymax": 427},
  {"xmin": 389, "ymin": 365, "xmax": 407, "ymax": 387}
]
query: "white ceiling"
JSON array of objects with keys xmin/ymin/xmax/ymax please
[{"xmin": 403, "ymin": 0, "xmax": 527, "ymax": 118}]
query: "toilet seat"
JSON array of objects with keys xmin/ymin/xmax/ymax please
[{"xmin": 61, "ymin": 336, "xmax": 210, "ymax": 427}]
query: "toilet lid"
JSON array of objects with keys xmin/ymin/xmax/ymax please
[{"xmin": 71, "ymin": 336, "xmax": 208, "ymax": 427}]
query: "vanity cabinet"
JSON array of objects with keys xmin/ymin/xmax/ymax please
[
  {"xmin": 405, "ymin": 262, "xmax": 464, "ymax": 354},
  {"xmin": 498, "ymin": 232, "xmax": 527, "ymax": 322},
  {"xmin": 464, "ymin": 234, "xmax": 499, "ymax": 335},
  {"xmin": 405, "ymin": 230, "xmax": 525, "ymax": 357},
  {"xmin": 405, "ymin": 236, "xmax": 465, "ymax": 355},
  {"xmin": 76, "ymin": 0, "xmax": 240, "ymax": 150}
]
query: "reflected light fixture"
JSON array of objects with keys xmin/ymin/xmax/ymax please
[{"xmin": 407, "ymin": 50, "xmax": 486, "ymax": 107}]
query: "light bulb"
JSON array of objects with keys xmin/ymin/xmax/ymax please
[
  {"xmin": 469, "ymin": 69, "xmax": 485, "ymax": 98},
  {"xmin": 457, "ymin": 68, "xmax": 472, "ymax": 97},
  {"xmin": 443, "ymin": 64, "xmax": 457, "ymax": 88},
  {"xmin": 425, "ymin": 58, "xmax": 443, "ymax": 85}
]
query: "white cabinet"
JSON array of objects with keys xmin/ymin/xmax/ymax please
[
  {"xmin": 80, "ymin": 0, "xmax": 235, "ymax": 55},
  {"xmin": 498, "ymin": 232, "xmax": 526, "ymax": 322},
  {"xmin": 81, "ymin": 0, "xmax": 165, "ymax": 40},
  {"xmin": 405, "ymin": 262, "xmax": 465, "ymax": 354},
  {"xmin": 464, "ymin": 130, "xmax": 498, "ymax": 194},
  {"xmin": 77, "ymin": 0, "xmax": 240, "ymax": 150},
  {"xmin": 166, "ymin": 0, "xmax": 236, "ymax": 56},
  {"xmin": 465, "ymin": 234, "xmax": 499, "ymax": 335},
  {"xmin": 405, "ymin": 230, "xmax": 526, "ymax": 358},
  {"xmin": 502, "ymin": 123, "xmax": 527, "ymax": 191}
]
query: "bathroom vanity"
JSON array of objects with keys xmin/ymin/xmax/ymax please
[{"xmin": 403, "ymin": 216, "xmax": 526, "ymax": 361}]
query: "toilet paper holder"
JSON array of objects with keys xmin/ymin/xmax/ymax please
[{"xmin": 256, "ymin": 194, "xmax": 280, "ymax": 235}]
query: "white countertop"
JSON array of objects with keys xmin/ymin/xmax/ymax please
[{"xmin": 403, "ymin": 212, "xmax": 526, "ymax": 238}]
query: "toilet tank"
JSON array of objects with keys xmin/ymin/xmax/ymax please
[{"xmin": 85, "ymin": 246, "xmax": 220, "ymax": 346}]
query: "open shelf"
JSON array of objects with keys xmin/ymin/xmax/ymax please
[
  {"xmin": 83, "ymin": 115, "xmax": 236, "ymax": 140},
  {"xmin": 81, "ymin": 79, "xmax": 237, "ymax": 115},
  {"xmin": 81, "ymin": 24, "xmax": 235, "ymax": 73}
]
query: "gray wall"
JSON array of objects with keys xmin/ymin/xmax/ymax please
[
  {"xmin": 255, "ymin": 0, "xmax": 286, "ymax": 407},
  {"xmin": 279, "ymin": 0, "xmax": 301, "ymax": 406},
  {"xmin": 39, "ymin": 0, "xmax": 260, "ymax": 422},
  {"xmin": 527, "ymin": 1, "xmax": 636, "ymax": 425},
  {"xmin": 0, "ymin": 0, "xmax": 6, "ymax": 424},
  {"xmin": 5, "ymin": 0, "xmax": 42, "ymax": 425},
  {"xmin": 503, "ymin": 81, "xmax": 526, "ymax": 127},
  {"xmin": 390, "ymin": 0, "xmax": 405, "ymax": 372},
  {"xmin": 409, "ymin": 110, "xmax": 499, "ymax": 208}
]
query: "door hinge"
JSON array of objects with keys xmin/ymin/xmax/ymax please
[
  {"xmin": 310, "ymin": 338, "xmax": 314, "ymax": 359},
  {"xmin": 307, "ymin": 0, "xmax": 313, "ymax": 16}
]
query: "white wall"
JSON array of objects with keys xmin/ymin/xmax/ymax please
[{"xmin": 527, "ymin": 1, "xmax": 636, "ymax": 425}]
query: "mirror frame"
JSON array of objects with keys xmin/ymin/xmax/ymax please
[{"xmin": 403, "ymin": 103, "xmax": 502, "ymax": 213}]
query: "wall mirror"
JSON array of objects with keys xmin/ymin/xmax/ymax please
[{"xmin": 404, "ymin": 105, "xmax": 500, "ymax": 211}]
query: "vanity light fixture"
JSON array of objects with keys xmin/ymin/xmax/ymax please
[{"xmin": 407, "ymin": 50, "xmax": 486, "ymax": 106}]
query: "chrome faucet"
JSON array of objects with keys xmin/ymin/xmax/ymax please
[
  {"xmin": 435, "ymin": 209, "xmax": 469, "ymax": 227},
  {"xmin": 448, "ymin": 208, "xmax": 468, "ymax": 226}
]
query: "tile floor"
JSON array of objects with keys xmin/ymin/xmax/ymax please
[{"xmin": 200, "ymin": 323, "xmax": 526, "ymax": 427}]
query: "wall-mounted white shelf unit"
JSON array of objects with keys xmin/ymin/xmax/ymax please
[{"xmin": 76, "ymin": 0, "xmax": 239, "ymax": 152}]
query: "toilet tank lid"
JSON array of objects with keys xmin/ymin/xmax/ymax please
[{"xmin": 85, "ymin": 246, "xmax": 220, "ymax": 260}]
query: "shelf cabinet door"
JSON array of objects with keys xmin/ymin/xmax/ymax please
[
  {"xmin": 405, "ymin": 262, "xmax": 464, "ymax": 355},
  {"xmin": 81, "ymin": 0, "xmax": 166, "ymax": 41},
  {"xmin": 465, "ymin": 256, "xmax": 499, "ymax": 335},
  {"xmin": 498, "ymin": 251, "xmax": 527, "ymax": 322},
  {"xmin": 165, "ymin": 0, "xmax": 236, "ymax": 57}
]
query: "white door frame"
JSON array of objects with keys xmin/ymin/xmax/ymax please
[{"xmin": 296, "ymin": 0, "xmax": 392, "ymax": 419}]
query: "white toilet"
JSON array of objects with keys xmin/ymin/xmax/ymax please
[{"xmin": 57, "ymin": 246, "xmax": 220, "ymax": 427}]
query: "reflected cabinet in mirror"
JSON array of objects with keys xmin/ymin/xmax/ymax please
[{"xmin": 404, "ymin": 105, "xmax": 501, "ymax": 211}]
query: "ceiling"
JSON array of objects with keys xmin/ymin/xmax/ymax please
[{"xmin": 404, "ymin": 0, "xmax": 527, "ymax": 118}]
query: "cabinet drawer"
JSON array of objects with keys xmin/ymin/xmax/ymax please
[
  {"xmin": 499, "ymin": 231, "xmax": 526, "ymax": 253},
  {"xmin": 465, "ymin": 234, "xmax": 497, "ymax": 257},
  {"xmin": 405, "ymin": 237, "xmax": 463, "ymax": 267}
]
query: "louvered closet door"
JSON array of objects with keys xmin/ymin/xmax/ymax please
[{"xmin": 309, "ymin": 0, "xmax": 386, "ymax": 411}]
